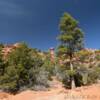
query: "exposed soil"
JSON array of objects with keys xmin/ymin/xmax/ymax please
[{"xmin": 0, "ymin": 78, "xmax": 100, "ymax": 100}]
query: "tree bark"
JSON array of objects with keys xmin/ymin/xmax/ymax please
[{"xmin": 70, "ymin": 61, "xmax": 76, "ymax": 89}]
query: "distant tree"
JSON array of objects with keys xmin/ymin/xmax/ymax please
[{"xmin": 57, "ymin": 13, "xmax": 84, "ymax": 89}]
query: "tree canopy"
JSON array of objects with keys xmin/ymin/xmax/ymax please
[{"xmin": 58, "ymin": 13, "xmax": 84, "ymax": 57}]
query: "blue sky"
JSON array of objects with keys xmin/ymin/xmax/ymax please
[{"xmin": 0, "ymin": 0, "xmax": 100, "ymax": 50}]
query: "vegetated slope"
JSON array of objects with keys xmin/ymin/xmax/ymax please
[
  {"xmin": 0, "ymin": 78, "xmax": 100, "ymax": 100},
  {"xmin": 0, "ymin": 43, "xmax": 100, "ymax": 100}
]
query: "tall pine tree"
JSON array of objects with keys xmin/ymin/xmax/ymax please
[{"xmin": 57, "ymin": 13, "xmax": 84, "ymax": 89}]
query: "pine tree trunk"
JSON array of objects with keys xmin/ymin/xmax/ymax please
[{"xmin": 70, "ymin": 62, "xmax": 76, "ymax": 89}]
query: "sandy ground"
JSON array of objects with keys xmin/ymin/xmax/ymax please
[{"xmin": 0, "ymin": 79, "xmax": 100, "ymax": 100}]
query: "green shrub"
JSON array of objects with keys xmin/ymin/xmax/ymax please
[{"xmin": 0, "ymin": 43, "xmax": 51, "ymax": 93}]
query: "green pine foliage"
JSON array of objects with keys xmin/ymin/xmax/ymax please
[
  {"xmin": 57, "ymin": 12, "xmax": 84, "ymax": 88},
  {"xmin": 0, "ymin": 43, "xmax": 53, "ymax": 93}
]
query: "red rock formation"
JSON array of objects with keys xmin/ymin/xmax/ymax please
[
  {"xmin": 50, "ymin": 48, "xmax": 55, "ymax": 63},
  {"xmin": 2, "ymin": 43, "xmax": 20, "ymax": 59}
]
